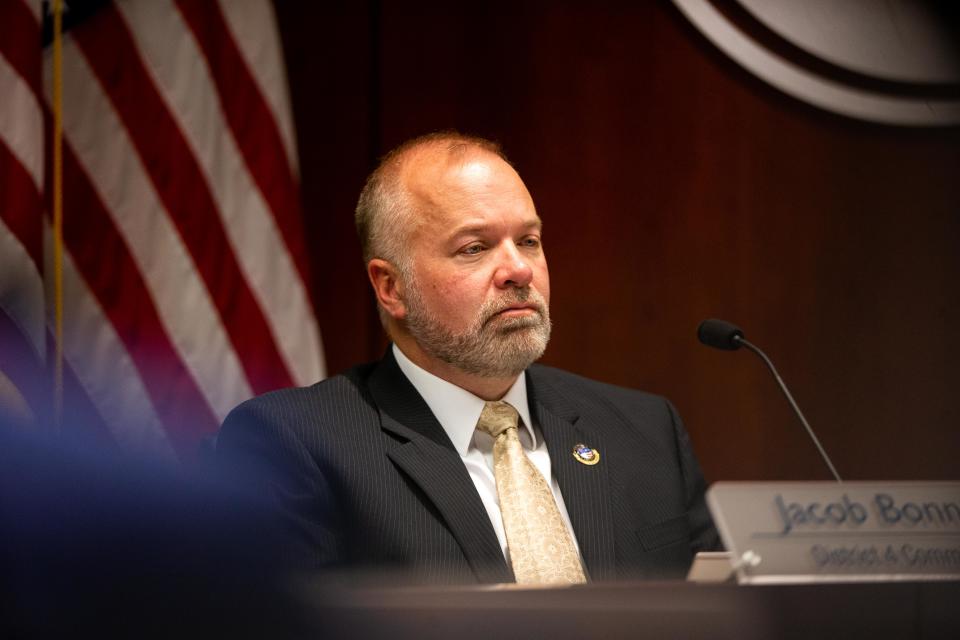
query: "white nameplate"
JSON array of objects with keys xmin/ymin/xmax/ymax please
[
  {"xmin": 686, "ymin": 551, "xmax": 734, "ymax": 582},
  {"xmin": 707, "ymin": 481, "xmax": 960, "ymax": 584}
]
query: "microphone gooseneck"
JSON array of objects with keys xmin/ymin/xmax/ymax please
[{"xmin": 697, "ymin": 319, "xmax": 843, "ymax": 483}]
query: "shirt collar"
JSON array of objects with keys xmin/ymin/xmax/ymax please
[{"xmin": 392, "ymin": 344, "xmax": 535, "ymax": 455}]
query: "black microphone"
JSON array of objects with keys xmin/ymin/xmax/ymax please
[
  {"xmin": 697, "ymin": 319, "xmax": 842, "ymax": 482},
  {"xmin": 697, "ymin": 318, "xmax": 744, "ymax": 351}
]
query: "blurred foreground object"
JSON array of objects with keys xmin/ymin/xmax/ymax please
[{"xmin": 0, "ymin": 418, "xmax": 306, "ymax": 639}]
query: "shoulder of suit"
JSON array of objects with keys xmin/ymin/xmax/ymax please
[
  {"xmin": 527, "ymin": 364, "xmax": 682, "ymax": 443},
  {"xmin": 223, "ymin": 361, "xmax": 380, "ymax": 428},
  {"xmin": 527, "ymin": 362, "xmax": 668, "ymax": 406}
]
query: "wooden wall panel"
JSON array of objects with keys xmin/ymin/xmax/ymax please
[{"xmin": 278, "ymin": 1, "xmax": 959, "ymax": 481}]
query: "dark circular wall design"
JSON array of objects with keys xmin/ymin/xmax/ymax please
[{"xmin": 673, "ymin": 0, "xmax": 960, "ymax": 126}]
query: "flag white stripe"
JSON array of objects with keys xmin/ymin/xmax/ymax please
[
  {"xmin": 25, "ymin": 0, "xmax": 40, "ymax": 26},
  {"xmin": 0, "ymin": 53, "xmax": 43, "ymax": 190},
  {"xmin": 119, "ymin": 0, "xmax": 323, "ymax": 387},
  {"xmin": 0, "ymin": 218, "xmax": 45, "ymax": 359},
  {"xmin": 47, "ymin": 35, "xmax": 253, "ymax": 421},
  {"xmin": 216, "ymin": 0, "xmax": 300, "ymax": 176},
  {"xmin": 0, "ymin": 42, "xmax": 44, "ymax": 362},
  {"xmin": 47, "ymin": 227, "xmax": 177, "ymax": 460}
]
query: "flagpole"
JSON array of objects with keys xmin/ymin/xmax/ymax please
[{"xmin": 52, "ymin": 0, "xmax": 64, "ymax": 431}]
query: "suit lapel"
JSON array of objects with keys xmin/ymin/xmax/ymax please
[
  {"xmin": 528, "ymin": 370, "xmax": 618, "ymax": 581},
  {"xmin": 368, "ymin": 350, "xmax": 512, "ymax": 584}
]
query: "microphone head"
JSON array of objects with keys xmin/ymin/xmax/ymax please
[{"xmin": 698, "ymin": 319, "xmax": 745, "ymax": 351}]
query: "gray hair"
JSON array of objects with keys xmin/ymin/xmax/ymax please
[{"xmin": 354, "ymin": 131, "xmax": 508, "ymax": 270}]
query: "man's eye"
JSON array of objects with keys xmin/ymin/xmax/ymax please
[
  {"xmin": 520, "ymin": 236, "xmax": 541, "ymax": 248},
  {"xmin": 461, "ymin": 244, "xmax": 485, "ymax": 255}
]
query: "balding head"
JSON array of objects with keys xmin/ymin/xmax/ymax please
[{"xmin": 355, "ymin": 132, "xmax": 509, "ymax": 270}]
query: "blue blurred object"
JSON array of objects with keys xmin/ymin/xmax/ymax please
[{"xmin": 0, "ymin": 418, "xmax": 302, "ymax": 638}]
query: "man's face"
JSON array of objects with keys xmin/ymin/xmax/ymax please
[{"xmin": 398, "ymin": 150, "xmax": 551, "ymax": 378}]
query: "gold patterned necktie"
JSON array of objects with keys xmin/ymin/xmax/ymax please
[{"xmin": 476, "ymin": 401, "xmax": 586, "ymax": 585}]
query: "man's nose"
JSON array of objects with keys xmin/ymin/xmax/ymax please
[{"xmin": 493, "ymin": 243, "xmax": 534, "ymax": 289}]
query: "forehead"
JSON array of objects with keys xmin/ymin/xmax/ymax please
[{"xmin": 402, "ymin": 146, "xmax": 538, "ymax": 231}]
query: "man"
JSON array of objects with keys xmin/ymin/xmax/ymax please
[{"xmin": 218, "ymin": 132, "xmax": 719, "ymax": 586}]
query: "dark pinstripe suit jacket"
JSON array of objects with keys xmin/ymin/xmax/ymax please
[{"xmin": 217, "ymin": 348, "xmax": 719, "ymax": 584}]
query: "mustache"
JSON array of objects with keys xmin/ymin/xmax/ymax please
[{"xmin": 481, "ymin": 288, "xmax": 548, "ymax": 324}]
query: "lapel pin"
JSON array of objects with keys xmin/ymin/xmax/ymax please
[{"xmin": 572, "ymin": 443, "xmax": 600, "ymax": 466}]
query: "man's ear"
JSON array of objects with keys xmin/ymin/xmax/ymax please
[{"xmin": 367, "ymin": 259, "xmax": 407, "ymax": 320}]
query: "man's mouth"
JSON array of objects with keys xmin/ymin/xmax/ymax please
[
  {"xmin": 496, "ymin": 305, "xmax": 539, "ymax": 318},
  {"xmin": 485, "ymin": 301, "xmax": 543, "ymax": 326}
]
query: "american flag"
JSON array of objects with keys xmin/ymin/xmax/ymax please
[{"xmin": 0, "ymin": 0, "xmax": 325, "ymax": 461}]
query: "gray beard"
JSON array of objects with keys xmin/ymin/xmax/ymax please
[{"xmin": 403, "ymin": 283, "xmax": 551, "ymax": 379}]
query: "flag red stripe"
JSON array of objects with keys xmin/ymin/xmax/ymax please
[
  {"xmin": 70, "ymin": 5, "xmax": 295, "ymax": 394},
  {"xmin": 0, "ymin": 306, "xmax": 45, "ymax": 421},
  {"xmin": 0, "ymin": 0, "xmax": 42, "ymax": 100},
  {"xmin": 0, "ymin": 142, "xmax": 43, "ymax": 269},
  {"xmin": 53, "ymin": 136, "xmax": 219, "ymax": 455},
  {"xmin": 174, "ymin": 0, "xmax": 315, "ymax": 304}
]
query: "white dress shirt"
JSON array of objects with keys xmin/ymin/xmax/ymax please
[{"xmin": 393, "ymin": 344, "xmax": 582, "ymax": 564}]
